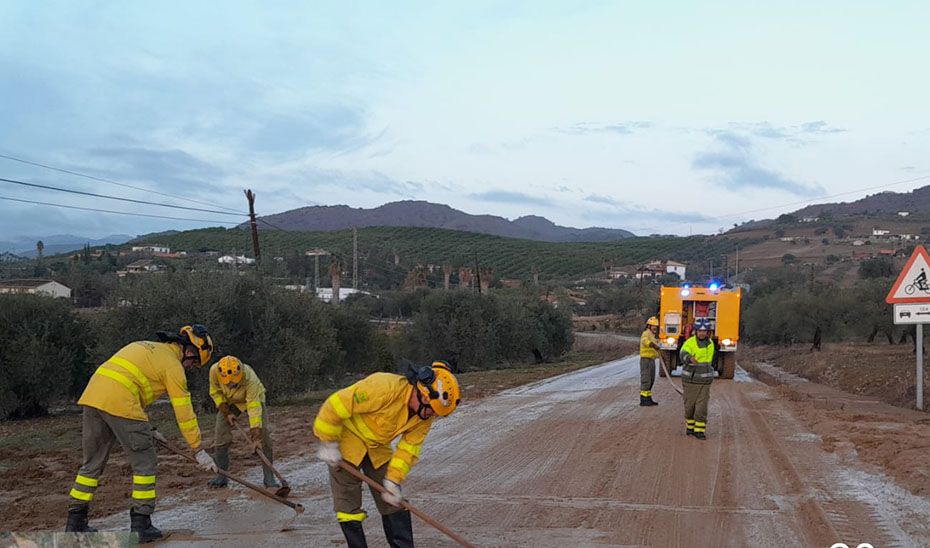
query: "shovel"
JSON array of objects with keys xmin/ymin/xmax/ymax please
[
  {"xmin": 231, "ymin": 418, "xmax": 291, "ymax": 497},
  {"xmin": 152, "ymin": 430, "xmax": 303, "ymax": 514}
]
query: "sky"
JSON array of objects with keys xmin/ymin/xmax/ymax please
[{"xmin": 1, "ymin": 0, "xmax": 929, "ymax": 240}]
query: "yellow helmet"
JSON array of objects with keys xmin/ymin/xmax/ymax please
[
  {"xmin": 216, "ymin": 355, "xmax": 244, "ymax": 385},
  {"xmin": 415, "ymin": 361, "xmax": 461, "ymax": 417},
  {"xmin": 179, "ymin": 324, "xmax": 213, "ymax": 367},
  {"xmin": 646, "ymin": 316, "xmax": 659, "ymax": 327}
]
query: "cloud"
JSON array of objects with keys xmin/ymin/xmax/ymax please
[
  {"xmin": 712, "ymin": 121, "xmax": 847, "ymax": 145},
  {"xmin": 469, "ymin": 190, "xmax": 554, "ymax": 207},
  {"xmin": 799, "ymin": 120, "xmax": 846, "ymax": 134},
  {"xmin": 552, "ymin": 121, "xmax": 653, "ymax": 136},
  {"xmin": 902, "ymin": 166, "xmax": 917, "ymax": 172},
  {"xmin": 693, "ymin": 131, "xmax": 825, "ymax": 196},
  {"xmin": 583, "ymin": 194, "xmax": 622, "ymax": 206},
  {"xmin": 87, "ymin": 146, "xmax": 227, "ymax": 193}
]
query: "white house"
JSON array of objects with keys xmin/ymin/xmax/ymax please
[
  {"xmin": 0, "ymin": 279, "xmax": 72, "ymax": 298},
  {"xmin": 872, "ymin": 229, "xmax": 891, "ymax": 237},
  {"xmin": 898, "ymin": 211, "xmax": 910, "ymax": 217},
  {"xmin": 800, "ymin": 217, "xmax": 819, "ymax": 223},
  {"xmin": 217, "ymin": 255, "xmax": 256, "ymax": 265},
  {"xmin": 315, "ymin": 287, "xmax": 370, "ymax": 303},
  {"xmin": 131, "ymin": 244, "xmax": 171, "ymax": 253},
  {"xmin": 665, "ymin": 260, "xmax": 687, "ymax": 280}
]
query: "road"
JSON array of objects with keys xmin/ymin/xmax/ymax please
[{"xmin": 93, "ymin": 355, "xmax": 930, "ymax": 547}]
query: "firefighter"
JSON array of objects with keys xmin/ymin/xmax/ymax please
[
  {"xmin": 640, "ymin": 316, "xmax": 661, "ymax": 406},
  {"xmin": 313, "ymin": 361, "xmax": 461, "ymax": 548},
  {"xmin": 207, "ymin": 355, "xmax": 279, "ymax": 488},
  {"xmin": 680, "ymin": 319, "xmax": 715, "ymax": 440},
  {"xmin": 65, "ymin": 325, "xmax": 218, "ymax": 542}
]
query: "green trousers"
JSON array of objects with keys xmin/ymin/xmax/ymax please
[
  {"xmin": 682, "ymin": 381, "xmax": 711, "ymax": 433},
  {"xmin": 68, "ymin": 406, "xmax": 158, "ymax": 515},
  {"xmin": 328, "ymin": 455, "xmax": 403, "ymax": 523},
  {"xmin": 213, "ymin": 406, "xmax": 274, "ymax": 480},
  {"xmin": 639, "ymin": 357, "xmax": 656, "ymax": 396}
]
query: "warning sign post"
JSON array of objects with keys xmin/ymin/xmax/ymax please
[{"xmin": 887, "ymin": 245, "xmax": 930, "ymax": 410}]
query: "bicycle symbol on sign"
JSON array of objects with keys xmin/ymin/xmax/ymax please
[{"xmin": 905, "ymin": 268, "xmax": 930, "ymax": 295}]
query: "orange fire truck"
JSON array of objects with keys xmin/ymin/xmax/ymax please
[{"xmin": 656, "ymin": 284, "xmax": 742, "ymax": 379}]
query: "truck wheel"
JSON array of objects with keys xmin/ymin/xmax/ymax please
[
  {"xmin": 658, "ymin": 350, "xmax": 677, "ymax": 377},
  {"xmin": 719, "ymin": 353, "xmax": 736, "ymax": 379}
]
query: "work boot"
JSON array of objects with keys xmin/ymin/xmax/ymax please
[
  {"xmin": 646, "ymin": 396, "xmax": 658, "ymax": 406},
  {"xmin": 639, "ymin": 396, "xmax": 649, "ymax": 406},
  {"xmin": 694, "ymin": 431, "xmax": 706, "ymax": 440},
  {"xmin": 339, "ymin": 521, "xmax": 368, "ymax": 548},
  {"xmin": 207, "ymin": 445, "xmax": 230, "ymax": 488},
  {"xmin": 686, "ymin": 429, "xmax": 694, "ymax": 436},
  {"xmin": 130, "ymin": 509, "xmax": 163, "ymax": 543},
  {"xmin": 65, "ymin": 508, "xmax": 97, "ymax": 532},
  {"xmin": 381, "ymin": 510, "xmax": 414, "ymax": 548}
]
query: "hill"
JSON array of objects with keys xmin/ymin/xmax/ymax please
[
  {"xmin": 142, "ymin": 226, "xmax": 748, "ymax": 282},
  {"xmin": 791, "ymin": 184, "xmax": 930, "ymax": 219},
  {"xmin": 0, "ymin": 234, "xmax": 132, "ymax": 257},
  {"xmin": 250, "ymin": 201, "xmax": 635, "ymax": 242}
]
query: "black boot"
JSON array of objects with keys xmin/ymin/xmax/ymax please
[
  {"xmin": 65, "ymin": 508, "xmax": 97, "ymax": 532},
  {"xmin": 694, "ymin": 431, "xmax": 706, "ymax": 440},
  {"xmin": 207, "ymin": 445, "xmax": 230, "ymax": 488},
  {"xmin": 647, "ymin": 396, "xmax": 658, "ymax": 406},
  {"xmin": 382, "ymin": 510, "xmax": 414, "ymax": 548},
  {"xmin": 130, "ymin": 509, "xmax": 163, "ymax": 543},
  {"xmin": 639, "ymin": 395, "xmax": 649, "ymax": 406},
  {"xmin": 339, "ymin": 521, "xmax": 368, "ymax": 548}
]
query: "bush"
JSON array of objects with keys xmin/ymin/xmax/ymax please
[
  {"xmin": 859, "ymin": 257, "xmax": 895, "ymax": 279},
  {"xmin": 404, "ymin": 290, "xmax": 573, "ymax": 370},
  {"xmin": 0, "ymin": 295, "xmax": 94, "ymax": 419}
]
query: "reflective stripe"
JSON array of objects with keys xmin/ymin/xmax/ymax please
[
  {"xmin": 75, "ymin": 475, "xmax": 98, "ymax": 487},
  {"xmin": 96, "ymin": 368, "xmax": 139, "ymax": 398},
  {"xmin": 132, "ymin": 489, "xmax": 157, "ymax": 499},
  {"xmin": 178, "ymin": 418, "xmax": 198, "ymax": 431},
  {"xmin": 686, "ymin": 420, "xmax": 695, "ymax": 424},
  {"xmin": 336, "ymin": 511, "xmax": 367, "ymax": 523},
  {"xmin": 694, "ymin": 427, "xmax": 706, "ymax": 432},
  {"xmin": 351, "ymin": 416, "xmax": 377, "ymax": 442},
  {"xmin": 396, "ymin": 440, "xmax": 422, "ymax": 457},
  {"xmin": 170, "ymin": 396, "xmax": 192, "ymax": 407},
  {"xmin": 328, "ymin": 394, "xmax": 351, "ymax": 419},
  {"xmin": 249, "ymin": 415, "xmax": 262, "ymax": 428},
  {"xmin": 133, "ymin": 475, "xmax": 156, "ymax": 485},
  {"xmin": 247, "ymin": 401, "xmax": 262, "ymax": 410},
  {"xmin": 212, "ymin": 395, "xmax": 225, "ymax": 406},
  {"xmin": 389, "ymin": 457, "xmax": 411, "ymax": 474},
  {"xmin": 314, "ymin": 417, "xmax": 342, "ymax": 437},
  {"xmin": 108, "ymin": 356, "xmax": 154, "ymax": 405},
  {"xmin": 69, "ymin": 488, "xmax": 93, "ymax": 501}
]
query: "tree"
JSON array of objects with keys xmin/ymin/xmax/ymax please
[
  {"xmin": 859, "ymin": 257, "xmax": 894, "ymax": 279},
  {"xmin": 774, "ymin": 229, "xmax": 786, "ymax": 238},
  {"xmin": 781, "ymin": 254, "xmax": 797, "ymax": 265}
]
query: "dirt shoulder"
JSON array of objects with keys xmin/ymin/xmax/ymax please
[
  {"xmin": 1, "ymin": 346, "xmax": 633, "ymax": 532},
  {"xmin": 741, "ymin": 343, "xmax": 930, "ymax": 499}
]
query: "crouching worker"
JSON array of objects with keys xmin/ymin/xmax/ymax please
[
  {"xmin": 65, "ymin": 325, "xmax": 217, "ymax": 542},
  {"xmin": 313, "ymin": 361, "xmax": 461, "ymax": 548},
  {"xmin": 207, "ymin": 355, "xmax": 279, "ymax": 488}
]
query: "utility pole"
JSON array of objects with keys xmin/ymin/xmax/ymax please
[
  {"xmin": 244, "ymin": 189, "xmax": 261, "ymax": 263},
  {"xmin": 353, "ymin": 227, "xmax": 358, "ymax": 290},
  {"xmin": 735, "ymin": 246, "xmax": 740, "ymax": 284},
  {"xmin": 474, "ymin": 253, "xmax": 482, "ymax": 294},
  {"xmin": 314, "ymin": 255, "xmax": 320, "ymax": 290}
]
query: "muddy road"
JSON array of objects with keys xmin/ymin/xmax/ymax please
[{"xmin": 88, "ymin": 355, "xmax": 930, "ymax": 546}]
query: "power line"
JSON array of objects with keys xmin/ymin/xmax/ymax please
[
  {"xmin": 0, "ymin": 195, "xmax": 241, "ymax": 224},
  {"xmin": 0, "ymin": 176, "xmax": 247, "ymax": 217},
  {"xmin": 0, "ymin": 152, "xmax": 246, "ymax": 214},
  {"xmin": 256, "ymin": 217, "xmax": 290, "ymax": 232}
]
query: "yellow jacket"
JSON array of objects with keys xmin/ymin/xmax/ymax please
[
  {"xmin": 78, "ymin": 341, "xmax": 202, "ymax": 450},
  {"xmin": 640, "ymin": 328, "xmax": 659, "ymax": 359},
  {"xmin": 314, "ymin": 373, "xmax": 432, "ymax": 484},
  {"xmin": 209, "ymin": 362, "xmax": 267, "ymax": 428}
]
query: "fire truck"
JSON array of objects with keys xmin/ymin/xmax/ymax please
[{"xmin": 656, "ymin": 283, "xmax": 742, "ymax": 379}]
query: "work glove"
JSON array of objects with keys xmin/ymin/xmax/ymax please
[
  {"xmin": 194, "ymin": 449, "xmax": 218, "ymax": 472},
  {"xmin": 249, "ymin": 427, "xmax": 263, "ymax": 450},
  {"xmin": 382, "ymin": 479, "xmax": 403, "ymax": 507},
  {"xmin": 316, "ymin": 441, "xmax": 342, "ymax": 467}
]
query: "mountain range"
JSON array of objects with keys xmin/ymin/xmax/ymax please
[
  {"xmin": 249, "ymin": 201, "xmax": 635, "ymax": 242},
  {"xmin": 0, "ymin": 234, "xmax": 132, "ymax": 257}
]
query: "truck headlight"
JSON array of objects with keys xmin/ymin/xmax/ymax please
[
  {"xmin": 666, "ymin": 337, "xmax": 676, "ymax": 345},
  {"xmin": 721, "ymin": 338, "xmax": 732, "ymax": 346}
]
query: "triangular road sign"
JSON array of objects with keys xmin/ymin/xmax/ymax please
[{"xmin": 887, "ymin": 245, "xmax": 930, "ymax": 303}]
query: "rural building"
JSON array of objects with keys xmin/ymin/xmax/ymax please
[
  {"xmin": 315, "ymin": 287, "xmax": 369, "ymax": 303},
  {"xmin": 872, "ymin": 228, "xmax": 890, "ymax": 237},
  {"xmin": 131, "ymin": 244, "xmax": 171, "ymax": 253},
  {"xmin": 898, "ymin": 211, "xmax": 910, "ymax": 217},
  {"xmin": 218, "ymin": 255, "xmax": 256, "ymax": 265},
  {"xmin": 123, "ymin": 259, "xmax": 166, "ymax": 275},
  {"xmin": 800, "ymin": 217, "xmax": 819, "ymax": 223},
  {"xmin": 0, "ymin": 279, "xmax": 71, "ymax": 298},
  {"xmin": 665, "ymin": 260, "xmax": 687, "ymax": 280}
]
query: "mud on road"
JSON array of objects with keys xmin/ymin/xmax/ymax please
[{"xmin": 70, "ymin": 355, "xmax": 930, "ymax": 547}]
